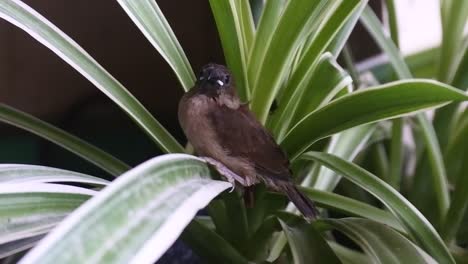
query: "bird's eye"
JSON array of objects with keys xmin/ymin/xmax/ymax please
[{"xmin": 224, "ymin": 75, "xmax": 230, "ymax": 84}]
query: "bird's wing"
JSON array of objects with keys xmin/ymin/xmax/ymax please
[{"xmin": 208, "ymin": 104, "xmax": 291, "ymax": 181}]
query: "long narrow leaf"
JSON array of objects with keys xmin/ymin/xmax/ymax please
[
  {"xmin": 19, "ymin": 154, "xmax": 231, "ymax": 264},
  {"xmin": 209, "ymin": 0, "xmax": 250, "ymax": 100},
  {"xmin": 281, "ymin": 80, "xmax": 468, "ymax": 160},
  {"xmin": 247, "ymin": 0, "xmax": 285, "ymax": 88},
  {"xmin": 0, "ymin": 104, "xmax": 129, "ymax": 176},
  {"xmin": 0, "ymin": 0, "xmax": 184, "ymax": 153},
  {"xmin": 301, "ymin": 187, "xmax": 404, "ymax": 232},
  {"xmin": 284, "ymin": 0, "xmax": 363, "ymax": 116},
  {"xmin": 311, "ymin": 125, "xmax": 376, "ymax": 191},
  {"xmin": 250, "ymin": 0, "xmax": 329, "ymax": 123},
  {"xmin": 116, "ymin": 0, "xmax": 195, "ymax": 90},
  {"xmin": 442, "ymin": 110, "xmax": 468, "ymax": 242},
  {"xmin": 321, "ymin": 218, "xmax": 436, "ymax": 264},
  {"xmin": 361, "ymin": 6, "xmax": 452, "ymax": 219},
  {"xmin": 360, "ymin": 6, "xmax": 412, "ymax": 79},
  {"xmin": 303, "ymin": 152, "xmax": 454, "ymax": 264},
  {"xmin": 235, "ymin": 0, "xmax": 255, "ymax": 54},
  {"xmin": 0, "ymin": 164, "xmax": 109, "ymax": 185},
  {"xmin": 438, "ymin": 0, "xmax": 468, "ymax": 83},
  {"xmin": 270, "ymin": 52, "xmax": 352, "ymax": 140},
  {"xmin": 0, "ymin": 184, "xmax": 94, "ymax": 245},
  {"xmin": 327, "ymin": 1, "xmax": 367, "ymax": 56}
]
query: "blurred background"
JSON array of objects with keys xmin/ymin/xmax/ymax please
[{"xmin": 0, "ymin": 0, "xmax": 445, "ymax": 178}]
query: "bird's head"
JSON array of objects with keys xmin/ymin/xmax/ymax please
[{"xmin": 197, "ymin": 63, "xmax": 234, "ymax": 96}]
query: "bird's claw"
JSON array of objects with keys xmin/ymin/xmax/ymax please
[{"xmin": 201, "ymin": 157, "xmax": 245, "ymax": 191}]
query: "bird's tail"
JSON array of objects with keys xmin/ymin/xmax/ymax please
[{"xmin": 279, "ymin": 182, "xmax": 318, "ymax": 220}]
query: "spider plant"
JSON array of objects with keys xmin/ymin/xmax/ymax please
[{"xmin": 0, "ymin": 0, "xmax": 467, "ymax": 263}]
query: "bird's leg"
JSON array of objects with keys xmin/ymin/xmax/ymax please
[{"xmin": 201, "ymin": 157, "xmax": 246, "ymax": 188}]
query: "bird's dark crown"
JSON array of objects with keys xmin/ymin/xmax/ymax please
[{"xmin": 198, "ymin": 63, "xmax": 232, "ymax": 88}]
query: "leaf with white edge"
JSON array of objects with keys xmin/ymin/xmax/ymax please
[
  {"xmin": 303, "ymin": 152, "xmax": 454, "ymax": 264},
  {"xmin": 361, "ymin": 6, "xmax": 452, "ymax": 222},
  {"xmin": 300, "ymin": 187, "xmax": 404, "ymax": 233},
  {"xmin": 19, "ymin": 154, "xmax": 232, "ymax": 264},
  {"xmin": 283, "ymin": 0, "xmax": 364, "ymax": 118},
  {"xmin": 281, "ymin": 80, "xmax": 468, "ymax": 160},
  {"xmin": 209, "ymin": 0, "xmax": 250, "ymax": 100},
  {"xmin": 327, "ymin": 0, "xmax": 367, "ymax": 56},
  {"xmin": 0, "ymin": 184, "xmax": 95, "ymax": 245},
  {"xmin": 321, "ymin": 218, "xmax": 436, "ymax": 264},
  {"xmin": 0, "ymin": 164, "xmax": 109, "ymax": 185},
  {"xmin": 250, "ymin": 0, "xmax": 330, "ymax": 123},
  {"xmin": 309, "ymin": 125, "xmax": 376, "ymax": 191},
  {"xmin": 116, "ymin": 0, "xmax": 195, "ymax": 90},
  {"xmin": 0, "ymin": 104, "xmax": 129, "ymax": 176},
  {"xmin": 0, "ymin": 0, "xmax": 184, "ymax": 153},
  {"xmin": 247, "ymin": 0, "xmax": 285, "ymax": 85},
  {"xmin": 270, "ymin": 52, "xmax": 352, "ymax": 140}
]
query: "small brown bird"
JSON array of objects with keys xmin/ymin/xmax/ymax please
[{"xmin": 178, "ymin": 63, "xmax": 318, "ymax": 220}]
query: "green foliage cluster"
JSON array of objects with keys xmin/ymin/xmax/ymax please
[{"xmin": 0, "ymin": 0, "xmax": 467, "ymax": 263}]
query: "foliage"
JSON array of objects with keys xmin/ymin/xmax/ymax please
[{"xmin": 0, "ymin": 0, "xmax": 467, "ymax": 263}]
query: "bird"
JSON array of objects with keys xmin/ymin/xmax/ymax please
[{"xmin": 178, "ymin": 63, "xmax": 318, "ymax": 220}]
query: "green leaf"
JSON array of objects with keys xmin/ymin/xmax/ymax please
[
  {"xmin": 284, "ymin": 0, "xmax": 364, "ymax": 117},
  {"xmin": 250, "ymin": 0, "xmax": 329, "ymax": 123},
  {"xmin": 0, "ymin": 0, "xmax": 184, "ymax": 153},
  {"xmin": 0, "ymin": 184, "xmax": 93, "ymax": 245},
  {"xmin": 0, "ymin": 104, "xmax": 129, "ymax": 176},
  {"xmin": 438, "ymin": 0, "xmax": 468, "ymax": 83},
  {"xmin": 303, "ymin": 152, "xmax": 455, "ymax": 264},
  {"xmin": 452, "ymin": 38, "xmax": 468, "ymax": 88},
  {"xmin": 270, "ymin": 52, "xmax": 352, "ymax": 141},
  {"xmin": 310, "ymin": 125, "xmax": 377, "ymax": 191},
  {"xmin": 247, "ymin": 0, "xmax": 285, "ymax": 88},
  {"xmin": 19, "ymin": 154, "xmax": 232, "ymax": 264},
  {"xmin": 442, "ymin": 153, "xmax": 468, "ymax": 243},
  {"xmin": 360, "ymin": 6, "xmax": 412, "ymax": 79},
  {"xmin": 327, "ymin": 1, "xmax": 367, "ymax": 56},
  {"xmin": 362, "ymin": 47, "xmax": 438, "ymax": 83},
  {"xmin": 361, "ymin": 6, "xmax": 451, "ymax": 220},
  {"xmin": 234, "ymin": 0, "xmax": 255, "ymax": 53},
  {"xmin": 389, "ymin": 118, "xmax": 403, "ymax": 189},
  {"xmin": 300, "ymin": 187, "xmax": 404, "ymax": 233},
  {"xmin": 328, "ymin": 242, "xmax": 373, "ymax": 264},
  {"xmin": 182, "ymin": 219, "xmax": 249, "ymax": 264},
  {"xmin": 0, "ymin": 164, "xmax": 109, "ymax": 185},
  {"xmin": 280, "ymin": 219, "xmax": 341, "ymax": 264},
  {"xmin": 116, "ymin": 0, "xmax": 195, "ymax": 90},
  {"xmin": 384, "ymin": 0, "xmax": 399, "ymax": 46},
  {"xmin": 209, "ymin": 0, "xmax": 251, "ymax": 100},
  {"xmin": 442, "ymin": 109, "xmax": 468, "ymax": 242},
  {"xmin": 415, "ymin": 114, "xmax": 450, "ymax": 219},
  {"xmin": 321, "ymin": 218, "xmax": 436, "ymax": 264},
  {"xmin": 281, "ymin": 80, "xmax": 468, "ymax": 160}
]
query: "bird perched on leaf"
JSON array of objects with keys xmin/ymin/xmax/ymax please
[{"xmin": 178, "ymin": 63, "xmax": 318, "ymax": 220}]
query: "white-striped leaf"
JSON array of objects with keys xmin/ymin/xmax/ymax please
[
  {"xmin": 0, "ymin": 184, "xmax": 95, "ymax": 245},
  {"xmin": 0, "ymin": 164, "xmax": 109, "ymax": 185},
  {"xmin": 19, "ymin": 154, "xmax": 231, "ymax": 264}
]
